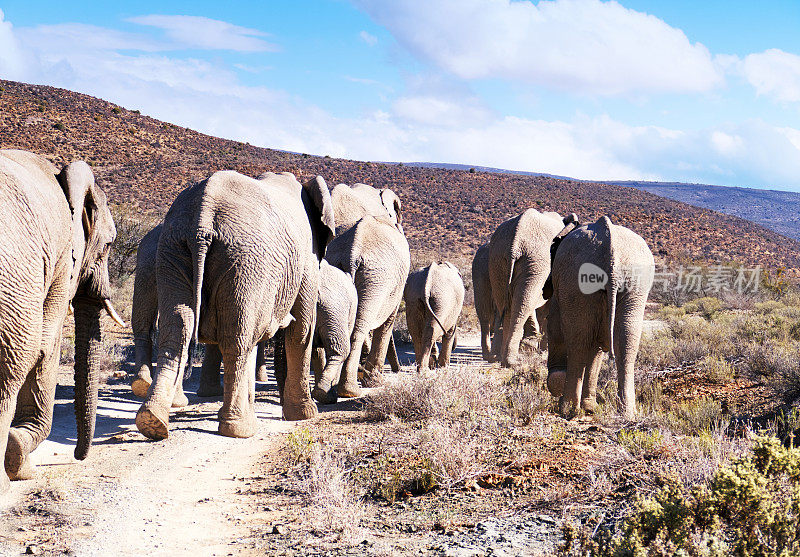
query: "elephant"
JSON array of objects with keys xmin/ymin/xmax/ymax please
[
  {"xmin": 310, "ymin": 260, "xmax": 358, "ymax": 404},
  {"xmin": 135, "ymin": 170, "xmax": 334, "ymax": 440},
  {"xmin": 404, "ymin": 262, "xmax": 465, "ymax": 371},
  {"xmin": 488, "ymin": 209, "xmax": 579, "ymax": 367},
  {"xmin": 0, "ymin": 149, "xmax": 122, "ymax": 491},
  {"xmin": 546, "ymin": 216, "xmax": 654, "ymax": 420},
  {"xmin": 324, "ymin": 214, "xmax": 410, "ymax": 398},
  {"xmin": 129, "ymin": 223, "xmax": 267, "ymax": 403},
  {"xmin": 330, "ymin": 182, "xmax": 403, "ymax": 236}
]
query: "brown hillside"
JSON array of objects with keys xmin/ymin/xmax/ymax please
[{"xmin": 1, "ymin": 79, "xmax": 799, "ymax": 272}]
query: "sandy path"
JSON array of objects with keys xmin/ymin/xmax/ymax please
[{"xmin": 1, "ymin": 366, "xmax": 293, "ymax": 556}]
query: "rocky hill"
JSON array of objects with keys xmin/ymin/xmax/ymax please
[{"xmin": 2, "ymin": 79, "xmax": 800, "ymax": 272}]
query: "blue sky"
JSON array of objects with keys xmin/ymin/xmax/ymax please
[{"xmin": 1, "ymin": 1, "xmax": 800, "ymax": 190}]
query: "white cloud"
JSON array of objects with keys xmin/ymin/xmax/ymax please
[
  {"xmin": 740, "ymin": 49, "xmax": 800, "ymax": 103},
  {"xmin": 0, "ymin": 9, "xmax": 37, "ymax": 80},
  {"xmin": 392, "ymin": 95, "xmax": 492, "ymax": 127},
  {"xmin": 354, "ymin": 0, "xmax": 723, "ymax": 96},
  {"xmin": 127, "ymin": 15, "xmax": 277, "ymax": 52},
  {"xmin": 359, "ymin": 30, "xmax": 377, "ymax": 46},
  {"xmin": 2, "ymin": 11, "xmax": 800, "ymax": 190}
]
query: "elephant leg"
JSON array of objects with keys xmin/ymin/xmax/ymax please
[
  {"xmin": 363, "ymin": 315, "xmax": 396, "ymax": 386},
  {"xmin": 7, "ymin": 328, "xmax": 61, "ymax": 480},
  {"xmin": 416, "ymin": 325, "xmax": 436, "ymax": 373},
  {"xmin": 489, "ymin": 312, "xmax": 503, "ymax": 363},
  {"xmin": 387, "ymin": 335, "xmax": 401, "ymax": 373},
  {"xmin": 255, "ymin": 341, "xmax": 269, "ymax": 383},
  {"xmin": 614, "ymin": 300, "xmax": 646, "ymax": 421},
  {"xmin": 501, "ymin": 289, "xmax": 537, "ymax": 368},
  {"xmin": 479, "ymin": 319, "xmax": 492, "ymax": 362},
  {"xmin": 338, "ymin": 328, "xmax": 368, "ymax": 398},
  {"xmin": 282, "ymin": 281, "xmax": 318, "ymax": 421},
  {"xmin": 580, "ymin": 349, "xmax": 605, "ymax": 414},
  {"xmin": 559, "ymin": 344, "xmax": 592, "ymax": 420},
  {"xmin": 273, "ymin": 330, "xmax": 287, "ymax": 403},
  {"xmin": 0, "ymin": 384, "xmax": 21, "ymax": 492},
  {"xmin": 218, "ymin": 345, "xmax": 258, "ymax": 437},
  {"xmin": 438, "ymin": 328, "xmax": 457, "ymax": 368},
  {"xmin": 131, "ymin": 333, "xmax": 154, "ymax": 398},
  {"xmin": 311, "ymin": 344, "xmax": 326, "ymax": 387},
  {"xmin": 136, "ymin": 288, "xmax": 193, "ymax": 441},
  {"xmin": 197, "ymin": 343, "xmax": 223, "ymax": 397}
]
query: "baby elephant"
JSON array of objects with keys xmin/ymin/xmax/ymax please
[
  {"xmin": 311, "ymin": 261, "xmax": 358, "ymax": 404},
  {"xmin": 404, "ymin": 262, "xmax": 465, "ymax": 371}
]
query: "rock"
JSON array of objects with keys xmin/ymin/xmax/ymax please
[
  {"xmin": 272, "ymin": 524, "xmax": 287, "ymax": 535},
  {"xmin": 25, "ymin": 545, "xmax": 40, "ymax": 555}
]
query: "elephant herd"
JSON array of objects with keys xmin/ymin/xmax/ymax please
[{"xmin": 0, "ymin": 149, "xmax": 655, "ymax": 492}]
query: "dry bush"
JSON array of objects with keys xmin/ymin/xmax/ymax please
[
  {"xmin": 502, "ymin": 366, "xmax": 552, "ymax": 425},
  {"xmin": 108, "ymin": 204, "xmax": 160, "ymax": 285},
  {"xmin": 363, "ymin": 364, "xmax": 495, "ymax": 422},
  {"xmin": 417, "ymin": 420, "xmax": 485, "ymax": 490},
  {"xmin": 698, "ymin": 354, "xmax": 735, "ymax": 384},
  {"xmin": 303, "ymin": 445, "xmax": 364, "ymax": 539}
]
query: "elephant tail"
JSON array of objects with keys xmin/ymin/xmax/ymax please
[
  {"xmin": 187, "ymin": 230, "xmax": 213, "ymax": 382},
  {"xmin": 599, "ymin": 217, "xmax": 617, "ymax": 360},
  {"xmin": 424, "ymin": 263, "xmax": 447, "ymax": 334}
]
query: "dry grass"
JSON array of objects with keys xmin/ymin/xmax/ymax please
[
  {"xmin": 364, "ymin": 365, "xmax": 496, "ymax": 422},
  {"xmin": 303, "ymin": 445, "xmax": 365, "ymax": 540}
]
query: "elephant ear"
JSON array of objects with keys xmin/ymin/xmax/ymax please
[
  {"xmin": 58, "ymin": 161, "xmax": 95, "ymax": 293},
  {"xmin": 543, "ymin": 216, "xmax": 581, "ymax": 300},
  {"xmin": 380, "ymin": 189, "xmax": 403, "ymax": 230},
  {"xmin": 301, "ymin": 176, "xmax": 336, "ymax": 261},
  {"xmin": 57, "ymin": 160, "xmax": 116, "ymax": 299}
]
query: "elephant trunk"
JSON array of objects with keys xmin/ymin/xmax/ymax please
[{"xmin": 73, "ymin": 297, "xmax": 103, "ymax": 460}]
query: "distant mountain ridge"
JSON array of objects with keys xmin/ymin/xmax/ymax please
[{"xmin": 398, "ymin": 162, "xmax": 800, "ymax": 241}]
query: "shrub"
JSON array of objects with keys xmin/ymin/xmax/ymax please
[
  {"xmin": 663, "ymin": 397, "xmax": 724, "ymax": 436},
  {"xmin": 108, "ymin": 204, "xmax": 160, "ymax": 285},
  {"xmin": 617, "ymin": 429, "xmax": 664, "ymax": 458},
  {"xmin": 561, "ymin": 436, "xmax": 800, "ymax": 556},
  {"xmin": 683, "ymin": 296, "xmax": 723, "ymax": 319},
  {"xmin": 699, "ymin": 355, "xmax": 735, "ymax": 384},
  {"xmin": 303, "ymin": 445, "xmax": 364, "ymax": 538},
  {"xmin": 363, "ymin": 364, "xmax": 495, "ymax": 422}
]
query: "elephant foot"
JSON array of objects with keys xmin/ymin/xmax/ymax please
[
  {"xmin": 131, "ymin": 376, "xmax": 152, "ymax": 398},
  {"xmin": 171, "ymin": 390, "xmax": 190, "ymax": 408},
  {"xmin": 337, "ymin": 382, "xmax": 363, "ymax": 398},
  {"xmin": 136, "ymin": 404, "xmax": 169, "ymax": 440},
  {"xmin": 361, "ymin": 370, "xmax": 384, "ymax": 388},
  {"xmin": 256, "ymin": 365, "xmax": 270, "ymax": 383},
  {"xmin": 581, "ymin": 398, "xmax": 597, "ymax": 415},
  {"xmin": 218, "ymin": 415, "xmax": 257, "ymax": 438},
  {"xmin": 5, "ymin": 429, "xmax": 35, "ymax": 481},
  {"xmin": 312, "ymin": 384, "xmax": 338, "ymax": 405},
  {"xmin": 547, "ymin": 370, "xmax": 566, "ymax": 397},
  {"xmin": 282, "ymin": 400, "xmax": 318, "ymax": 421},
  {"xmin": 621, "ymin": 407, "xmax": 636, "ymax": 421},
  {"xmin": 196, "ymin": 382, "xmax": 223, "ymax": 398}
]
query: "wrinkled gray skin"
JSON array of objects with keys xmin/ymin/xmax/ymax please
[
  {"xmin": 474, "ymin": 242, "xmax": 551, "ymax": 362},
  {"xmin": 330, "ymin": 182, "xmax": 403, "ymax": 236},
  {"xmin": 404, "ymin": 262, "xmax": 465, "ymax": 371},
  {"xmin": 310, "ymin": 260, "xmax": 358, "ymax": 404},
  {"xmin": 546, "ymin": 216, "xmax": 654, "ymax": 420},
  {"xmin": 0, "ymin": 150, "xmax": 120, "ymax": 492},
  {"xmin": 135, "ymin": 171, "xmax": 334, "ymax": 440},
  {"xmin": 130, "ymin": 224, "xmax": 267, "ymax": 403},
  {"xmin": 324, "ymin": 214, "xmax": 410, "ymax": 398},
  {"xmin": 472, "ymin": 243, "xmax": 497, "ymax": 362},
  {"xmin": 488, "ymin": 209, "xmax": 578, "ymax": 367}
]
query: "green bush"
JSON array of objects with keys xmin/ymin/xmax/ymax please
[{"xmin": 560, "ymin": 436, "xmax": 800, "ymax": 557}]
